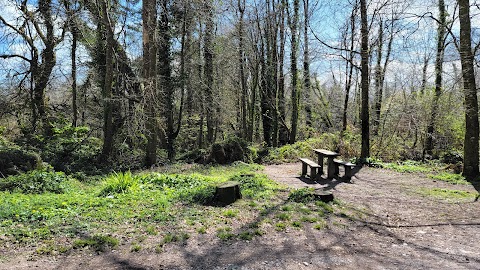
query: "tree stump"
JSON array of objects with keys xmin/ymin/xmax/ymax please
[
  {"xmin": 314, "ymin": 189, "xmax": 334, "ymax": 203},
  {"xmin": 215, "ymin": 181, "xmax": 242, "ymax": 205}
]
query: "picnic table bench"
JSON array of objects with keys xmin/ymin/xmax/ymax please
[
  {"xmin": 299, "ymin": 158, "xmax": 321, "ymax": 180},
  {"xmin": 333, "ymin": 159, "xmax": 355, "ymax": 181}
]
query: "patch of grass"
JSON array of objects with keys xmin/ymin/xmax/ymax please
[
  {"xmin": 383, "ymin": 160, "xmax": 431, "ymax": 173},
  {"xmin": 222, "ymin": 209, "xmax": 238, "ymax": 218},
  {"xmin": 248, "ymin": 201, "xmax": 258, "ymax": 207},
  {"xmin": 275, "ymin": 222, "xmax": 287, "ymax": 231},
  {"xmin": 276, "ymin": 213, "xmax": 291, "ymax": 221},
  {"xmin": 428, "ymin": 173, "xmax": 469, "ymax": 185},
  {"xmin": 298, "ymin": 207, "xmax": 312, "ymax": 215},
  {"xmin": 98, "ymin": 171, "xmax": 139, "ymax": 197},
  {"xmin": 281, "ymin": 205, "xmax": 293, "ymax": 211},
  {"xmin": 300, "ymin": 216, "xmax": 318, "ymax": 223},
  {"xmin": 238, "ymin": 231, "xmax": 254, "ymax": 241},
  {"xmin": 229, "ymin": 173, "xmax": 281, "ymax": 199},
  {"xmin": 253, "ymin": 229, "xmax": 265, "ymax": 236},
  {"xmin": 291, "ymin": 221, "xmax": 302, "ymax": 228},
  {"xmin": 146, "ymin": 225, "xmax": 157, "ymax": 235},
  {"xmin": 161, "ymin": 232, "xmax": 190, "ymax": 245},
  {"xmin": 417, "ymin": 188, "xmax": 478, "ymax": 201},
  {"xmin": 35, "ymin": 241, "xmax": 71, "ymax": 255},
  {"xmin": 130, "ymin": 243, "xmax": 142, "ymax": 252},
  {"xmin": 197, "ymin": 227, "xmax": 207, "ymax": 234},
  {"xmin": 288, "ymin": 188, "xmax": 316, "ymax": 203},
  {"xmin": 73, "ymin": 234, "xmax": 119, "ymax": 252},
  {"xmin": 217, "ymin": 227, "xmax": 235, "ymax": 241},
  {"xmin": 315, "ymin": 201, "xmax": 334, "ymax": 213},
  {"xmin": 314, "ymin": 221, "xmax": 327, "ymax": 230}
]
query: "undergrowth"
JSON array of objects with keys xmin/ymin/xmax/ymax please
[{"xmin": 0, "ymin": 162, "xmax": 345, "ymax": 254}]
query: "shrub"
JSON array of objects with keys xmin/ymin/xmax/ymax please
[
  {"xmin": 441, "ymin": 151, "xmax": 463, "ymax": 164},
  {"xmin": 0, "ymin": 135, "xmax": 41, "ymax": 177},
  {"xmin": 24, "ymin": 122, "xmax": 102, "ymax": 174},
  {"xmin": 0, "ymin": 169, "xmax": 69, "ymax": 194},
  {"xmin": 207, "ymin": 136, "xmax": 255, "ymax": 164}
]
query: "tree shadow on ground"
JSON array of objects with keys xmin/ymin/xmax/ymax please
[{"xmin": 156, "ymin": 164, "xmax": 480, "ymax": 269}]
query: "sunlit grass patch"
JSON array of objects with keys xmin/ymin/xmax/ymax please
[
  {"xmin": 73, "ymin": 234, "xmax": 119, "ymax": 252},
  {"xmin": 427, "ymin": 172, "xmax": 470, "ymax": 185},
  {"xmin": 382, "ymin": 160, "xmax": 431, "ymax": 173},
  {"xmin": 417, "ymin": 187, "xmax": 478, "ymax": 202},
  {"xmin": 98, "ymin": 171, "xmax": 139, "ymax": 197}
]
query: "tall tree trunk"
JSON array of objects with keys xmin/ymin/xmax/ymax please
[
  {"xmin": 238, "ymin": 0, "xmax": 247, "ymax": 139},
  {"xmin": 34, "ymin": 0, "xmax": 57, "ymax": 135},
  {"xmin": 204, "ymin": 0, "xmax": 215, "ymax": 145},
  {"xmin": 372, "ymin": 19, "xmax": 384, "ymax": 135},
  {"xmin": 360, "ymin": 0, "xmax": 370, "ymax": 160},
  {"xmin": 425, "ymin": 0, "xmax": 446, "ymax": 157},
  {"xmin": 143, "ymin": 0, "xmax": 157, "ymax": 166},
  {"xmin": 303, "ymin": 0, "xmax": 312, "ymax": 128},
  {"xmin": 278, "ymin": 0, "xmax": 288, "ymax": 145},
  {"xmin": 158, "ymin": 0, "xmax": 175, "ymax": 160},
  {"xmin": 458, "ymin": 0, "xmax": 479, "ymax": 180},
  {"xmin": 342, "ymin": 4, "xmax": 357, "ymax": 132},
  {"xmin": 289, "ymin": 0, "xmax": 300, "ymax": 144},
  {"xmin": 71, "ymin": 23, "xmax": 78, "ymax": 127},
  {"xmin": 99, "ymin": 0, "xmax": 115, "ymax": 158}
]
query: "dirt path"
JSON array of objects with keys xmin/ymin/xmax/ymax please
[
  {"xmin": 1, "ymin": 164, "xmax": 480, "ymax": 269},
  {"xmin": 264, "ymin": 163, "xmax": 480, "ymax": 269}
]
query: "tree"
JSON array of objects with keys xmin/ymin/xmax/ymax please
[
  {"xmin": 342, "ymin": 3, "xmax": 358, "ymax": 133},
  {"xmin": 458, "ymin": 0, "xmax": 479, "ymax": 180},
  {"xmin": 303, "ymin": 0, "xmax": 312, "ymax": 128},
  {"xmin": 0, "ymin": 0, "xmax": 66, "ymax": 134},
  {"xmin": 360, "ymin": 0, "xmax": 370, "ymax": 160},
  {"xmin": 143, "ymin": 0, "xmax": 158, "ymax": 166},
  {"xmin": 204, "ymin": 0, "xmax": 215, "ymax": 145},
  {"xmin": 425, "ymin": 0, "xmax": 447, "ymax": 157},
  {"xmin": 288, "ymin": 0, "xmax": 300, "ymax": 144}
]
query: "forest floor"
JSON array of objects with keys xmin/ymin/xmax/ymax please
[{"xmin": 1, "ymin": 163, "xmax": 480, "ymax": 269}]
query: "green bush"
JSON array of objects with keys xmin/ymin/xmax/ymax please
[
  {"xmin": 207, "ymin": 136, "xmax": 255, "ymax": 164},
  {"xmin": 0, "ymin": 134, "xmax": 41, "ymax": 177},
  {"xmin": 0, "ymin": 169, "xmax": 69, "ymax": 194},
  {"xmin": 27, "ymin": 122, "xmax": 102, "ymax": 174}
]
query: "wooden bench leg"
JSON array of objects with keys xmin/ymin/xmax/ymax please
[
  {"xmin": 344, "ymin": 166, "xmax": 352, "ymax": 181},
  {"xmin": 311, "ymin": 167, "xmax": 317, "ymax": 180},
  {"xmin": 327, "ymin": 158, "xmax": 336, "ymax": 179},
  {"xmin": 317, "ymin": 154, "xmax": 324, "ymax": 175},
  {"xmin": 334, "ymin": 164, "xmax": 340, "ymax": 176},
  {"xmin": 301, "ymin": 162, "xmax": 307, "ymax": 176}
]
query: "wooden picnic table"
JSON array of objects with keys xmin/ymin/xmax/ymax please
[{"xmin": 313, "ymin": 149, "xmax": 340, "ymax": 179}]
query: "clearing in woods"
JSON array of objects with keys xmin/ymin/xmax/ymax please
[{"xmin": 1, "ymin": 163, "xmax": 479, "ymax": 269}]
